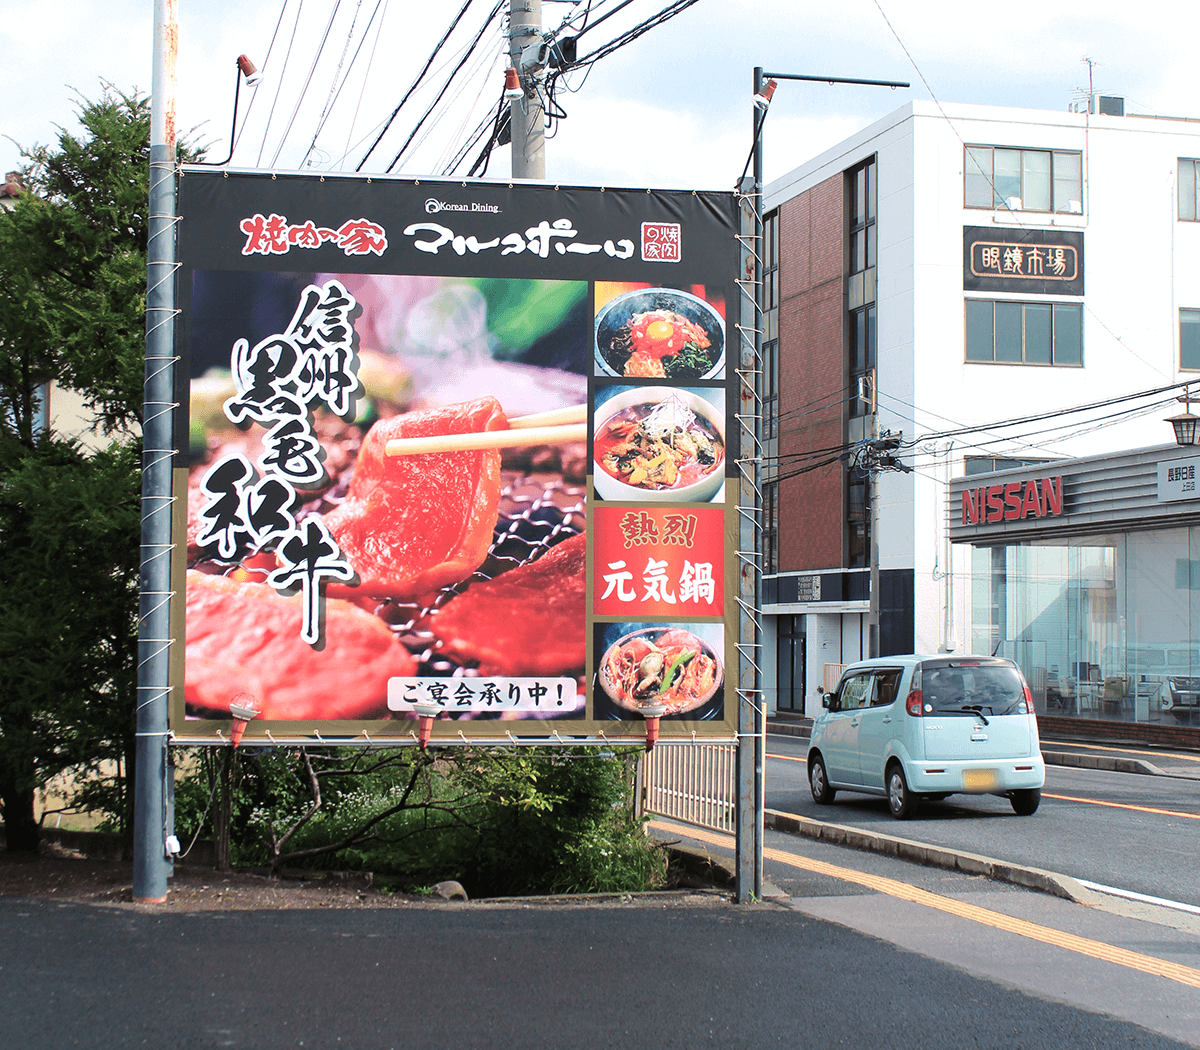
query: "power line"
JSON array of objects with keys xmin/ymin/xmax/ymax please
[
  {"xmin": 270, "ymin": 0, "xmax": 344, "ymax": 167},
  {"xmin": 341, "ymin": 0, "xmax": 391, "ymax": 170},
  {"xmin": 465, "ymin": 93, "xmax": 509, "ymax": 177},
  {"xmin": 384, "ymin": 0, "xmax": 506, "ymax": 174},
  {"xmin": 762, "ymin": 379, "xmax": 1195, "ymax": 489},
  {"xmin": 423, "ymin": 22, "xmax": 506, "ymax": 174},
  {"xmin": 355, "ymin": 0, "xmax": 477, "ymax": 171},
  {"xmin": 301, "ymin": 0, "xmax": 385, "ymax": 169},
  {"xmin": 257, "ymin": 0, "xmax": 306, "ymax": 167},
  {"xmin": 235, "ymin": 0, "xmax": 290, "ymax": 154},
  {"xmin": 447, "ymin": 92, "xmax": 506, "ymax": 176},
  {"xmin": 383, "ymin": 6, "xmax": 503, "ymax": 173}
]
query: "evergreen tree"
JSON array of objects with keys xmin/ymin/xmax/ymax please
[{"xmin": 0, "ymin": 87, "xmax": 194, "ymax": 852}]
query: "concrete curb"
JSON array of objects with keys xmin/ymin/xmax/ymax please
[
  {"xmin": 763, "ymin": 808, "xmax": 1093, "ymax": 903},
  {"xmin": 1041, "ymin": 750, "xmax": 1163, "ymax": 776},
  {"xmin": 766, "ymin": 724, "xmax": 810, "ymax": 739}
]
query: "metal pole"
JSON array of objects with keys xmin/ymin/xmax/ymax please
[
  {"xmin": 735, "ymin": 171, "xmax": 757, "ymax": 902},
  {"xmin": 751, "ymin": 66, "xmax": 765, "ymax": 902},
  {"xmin": 762, "ymin": 72, "xmax": 909, "ymax": 89},
  {"xmin": 133, "ymin": 0, "xmax": 178, "ymax": 904},
  {"xmin": 735, "ymin": 67, "xmax": 908, "ymax": 897},
  {"xmin": 508, "ymin": 0, "xmax": 545, "ymax": 179},
  {"xmin": 735, "ymin": 66, "xmax": 766, "ymax": 903},
  {"xmin": 868, "ymin": 453, "xmax": 880, "ymax": 658}
]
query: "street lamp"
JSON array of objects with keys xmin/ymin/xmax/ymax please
[
  {"xmin": 1168, "ymin": 387, "xmax": 1198, "ymax": 446},
  {"xmin": 1168, "ymin": 412, "xmax": 1199, "ymax": 446},
  {"xmin": 197, "ymin": 54, "xmax": 262, "ymax": 167}
]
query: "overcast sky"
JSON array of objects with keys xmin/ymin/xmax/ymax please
[{"xmin": 0, "ymin": 0, "xmax": 1190, "ymax": 189}]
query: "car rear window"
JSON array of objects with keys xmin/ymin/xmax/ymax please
[{"xmin": 921, "ymin": 663, "xmax": 1025, "ymax": 716}]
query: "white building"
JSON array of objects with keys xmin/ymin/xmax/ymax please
[{"xmin": 761, "ymin": 99, "xmax": 1200, "ymax": 733}]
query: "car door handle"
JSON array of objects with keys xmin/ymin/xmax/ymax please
[
  {"xmin": 850, "ymin": 719, "xmax": 860, "ymax": 727},
  {"xmin": 881, "ymin": 716, "xmax": 892, "ymax": 723}
]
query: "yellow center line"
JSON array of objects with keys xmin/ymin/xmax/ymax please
[
  {"xmin": 649, "ymin": 819, "xmax": 1200, "ymax": 989},
  {"xmin": 767, "ymin": 752, "xmax": 806, "ymax": 763},
  {"xmin": 1044, "ymin": 740, "xmax": 1200, "ymax": 765},
  {"xmin": 1042, "ymin": 793, "xmax": 1200, "ymax": 820}
]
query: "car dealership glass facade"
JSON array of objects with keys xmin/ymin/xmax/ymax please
[
  {"xmin": 970, "ymin": 528, "xmax": 1200, "ymax": 727},
  {"xmin": 952, "ymin": 446, "xmax": 1200, "ymax": 729}
]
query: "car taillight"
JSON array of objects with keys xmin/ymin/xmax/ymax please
[
  {"xmin": 906, "ymin": 689, "xmax": 923, "ymax": 716},
  {"xmin": 1021, "ymin": 683, "xmax": 1034, "ymax": 715}
]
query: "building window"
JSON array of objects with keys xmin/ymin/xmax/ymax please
[
  {"xmin": 763, "ymin": 338, "xmax": 778, "ymax": 438},
  {"xmin": 965, "ymin": 146, "xmax": 1082, "ymax": 213},
  {"xmin": 763, "ymin": 210, "xmax": 780, "ymax": 438},
  {"xmin": 848, "ymin": 157, "xmax": 876, "ymax": 418},
  {"xmin": 965, "ymin": 299, "xmax": 1082, "ymax": 365},
  {"xmin": 963, "ymin": 455, "xmax": 1050, "ymax": 476},
  {"xmin": 847, "ymin": 466, "xmax": 869, "ymax": 569},
  {"xmin": 849, "ymin": 305, "xmax": 876, "ymax": 417},
  {"xmin": 763, "ymin": 481, "xmax": 779, "ymax": 575},
  {"xmin": 1182, "ymin": 310, "xmax": 1200, "ymax": 370},
  {"xmin": 1180, "ymin": 160, "xmax": 1200, "ymax": 221}
]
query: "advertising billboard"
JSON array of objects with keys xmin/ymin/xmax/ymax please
[{"xmin": 171, "ymin": 170, "xmax": 737, "ymax": 744}]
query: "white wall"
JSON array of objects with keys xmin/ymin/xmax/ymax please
[{"xmin": 768, "ymin": 101, "xmax": 1200, "ymax": 658}]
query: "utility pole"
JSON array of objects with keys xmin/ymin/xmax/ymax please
[
  {"xmin": 864, "ymin": 431, "xmax": 910, "ymax": 659},
  {"xmin": 867, "ymin": 385, "xmax": 881, "ymax": 659},
  {"xmin": 508, "ymin": 0, "xmax": 545, "ymax": 179},
  {"xmin": 134, "ymin": 0, "xmax": 179, "ymax": 904}
]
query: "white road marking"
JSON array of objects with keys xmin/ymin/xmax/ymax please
[{"xmin": 1075, "ymin": 879, "xmax": 1200, "ymax": 916}]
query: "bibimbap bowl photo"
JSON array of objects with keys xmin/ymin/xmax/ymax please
[{"xmin": 593, "ymin": 287, "xmax": 725, "ymax": 380}]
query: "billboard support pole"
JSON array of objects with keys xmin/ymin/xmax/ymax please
[
  {"xmin": 508, "ymin": 0, "xmax": 545, "ymax": 179},
  {"xmin": 733, "ymin": 67, "xmax": 909, "ymax": 902},
  {"xmin": 732, "ymin": 65, "xmax": 768, "ymax": 903},
  {"xmin": 133, "ymin": 0, "xmax": 179, "ymax": 903}
]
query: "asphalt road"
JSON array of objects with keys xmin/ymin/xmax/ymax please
[
  {"xmin": 766, "ymin": 733, "xmax": 1200, "ymax": 908},
  {"xmin": 1, "ymin": 893, "xmax": 1195, "ymax": 1050}
]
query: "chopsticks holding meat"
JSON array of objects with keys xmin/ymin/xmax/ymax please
[{"xmin": 385, "ymin": 422, "xmax": 586, "ymax": 457}]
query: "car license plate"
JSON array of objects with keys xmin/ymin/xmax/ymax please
[{"xmin": 963, "ymin": 768, "xmax": 998, "ymax": 791}]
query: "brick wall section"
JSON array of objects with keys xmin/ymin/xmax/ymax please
[{"xmin": 777, "ymin": 174, "xmax": 845, "ymax": 572}]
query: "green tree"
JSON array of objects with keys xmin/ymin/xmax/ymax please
[{"xmin": 0, "ymin": 87, "xmax": 191, "ymax": 852}]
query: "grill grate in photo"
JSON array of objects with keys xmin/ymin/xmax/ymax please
[{"xmin": 379, "ymin": 472, "xmax": 585, "ymax": 676}]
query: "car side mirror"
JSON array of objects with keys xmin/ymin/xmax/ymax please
[{"xmin": 821, "ymin": 693, "xmax": 830, "ymax": 710}]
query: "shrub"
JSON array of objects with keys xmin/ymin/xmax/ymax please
[{"xmin": 170, "ymin": 745, "xmax": 666, "ymax": 897}]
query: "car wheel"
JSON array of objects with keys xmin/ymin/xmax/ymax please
[
  {"xmin": 886, "ymin": 763, "xmax": 917, "ymax": 819},
  {"xmin": 1010, "ymin": 788, "xmax": 1041, "ymax": 815},
  {"xmin": 809, "ymin": 754, "xmax": 836, "ymax": 804}
]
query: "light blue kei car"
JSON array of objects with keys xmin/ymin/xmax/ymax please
[{"xmin": 807, "ymin": 655, "xmax": 1046, "ymax": 819}]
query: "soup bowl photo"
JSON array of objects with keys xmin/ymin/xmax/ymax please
[
  {"xmin": 592, "ymin": 387, "xmax": 726, "ymax": 503},
  {"xmin": 598, "ymin": 625, "xmax": 725, "ymax": 717}
]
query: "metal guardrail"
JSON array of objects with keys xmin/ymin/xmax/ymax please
[{"xmin": 641, "ymin": 743, "xmax": 737, "ymax": 834}]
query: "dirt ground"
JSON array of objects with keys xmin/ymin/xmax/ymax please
[{"xmin": 0, "ymin": 840, "xmax": 733, "ymax": 912}]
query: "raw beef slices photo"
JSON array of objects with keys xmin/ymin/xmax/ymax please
[{"xmin": 185, "ymin": 571, "xmax": 417, "ymax": 721}]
